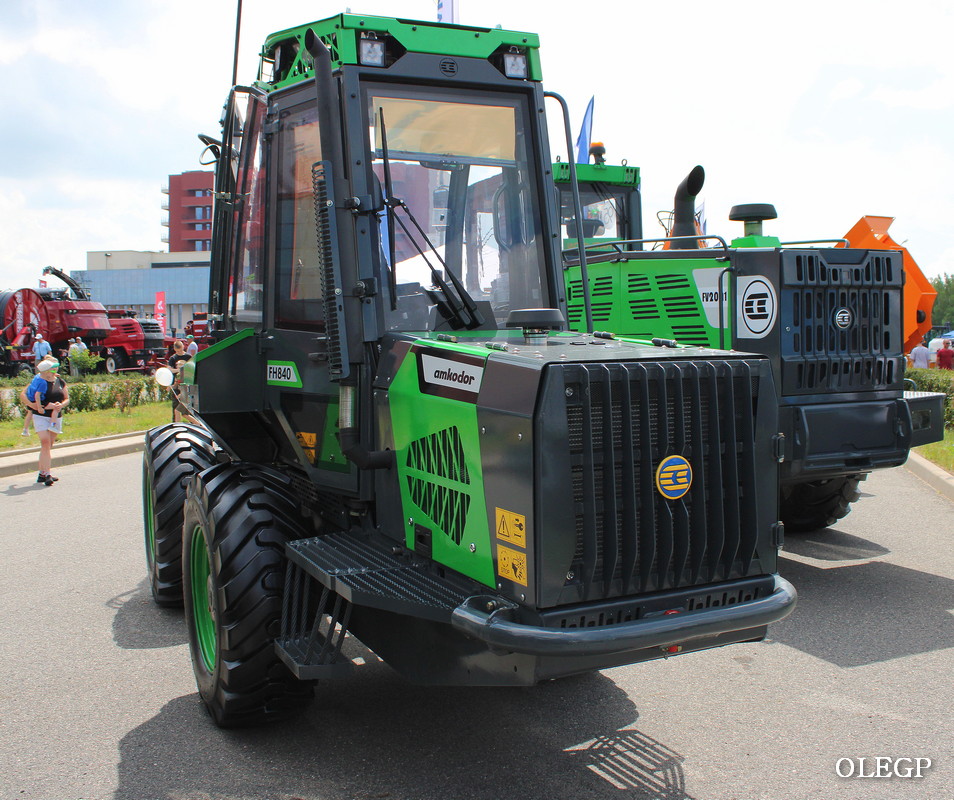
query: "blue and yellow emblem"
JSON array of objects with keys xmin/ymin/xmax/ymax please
[{"xmin": 655, "ymin": 455, "xmax": 692, "ymax": 500}]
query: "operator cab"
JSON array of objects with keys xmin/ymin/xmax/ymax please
[{"xmin": 206, "ymin": 15, "xmax": 562, "ymax": 345}]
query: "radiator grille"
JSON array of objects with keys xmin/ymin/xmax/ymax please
[
  {"xmin": 781, "ymin": 251, "xmax": 902, "ymax": 394},
  {"xmin": 551, "ymin": 359, "xmax": 764, "ymax": 601}
]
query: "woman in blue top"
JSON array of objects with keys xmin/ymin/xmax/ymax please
[{"xmin": 20, "ymin": 359, "xmax": 69, "ymax": 486}]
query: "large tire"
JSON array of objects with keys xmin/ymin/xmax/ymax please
[
  {"xmin": 780, "ymin": 474, "xmax": 867, "ymax": 533},
  {"xmin": 182, "ymin": 463, "xmax": 314, "ymax": 727},
  {"xmin": 142, "ymin": 424, "xmax": 217, "ymax": 606},
  {"xmin": 105, "ymin": 352, "xmax": 127, "ymax": 374}
]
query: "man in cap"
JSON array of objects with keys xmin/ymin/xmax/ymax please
[
  {"xmin": 32, "ymin": 333, "xmax": 52, "ymax": 364},
  {"xmin": 186, "ymin": 334, "xmax": 198, "ymax": 357}
]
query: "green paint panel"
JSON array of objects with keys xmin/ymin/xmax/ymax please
[
  {"xmin": 564, "ymin": 258, "xmax": 732, "ymax": 348},
  {"xmin": 318, "ymin": 400, "xmax": 349, "ymax": 473},
  {"xmin": 553, "ymin": 162, "xmax": 639, "ymax": 186},
  {"xmin": 731, "ymin": 234, "xmax": 782, "ymax": 248},
  {"xmin": 260, "ymin": 13, "xmax": 542, "ymax": 92},
  {"xmin": 388, "ymin": 346, "xmax": 495, "ymax": 588}
]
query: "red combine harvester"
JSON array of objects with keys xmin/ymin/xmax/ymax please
[
  {"xmin": 103, "ymin": 308, "xmax": 169, "ymax": 373},
  {"xmin": 42, "ymin": 266, "xmax": 168, "ymax": 373},
  {"xmin": 0, "ymin": 267, "xmax": 168, "ymax": 376},
  {"xmin": 0, "ymin": 281, "xmax": 112, "ymax": 377}
]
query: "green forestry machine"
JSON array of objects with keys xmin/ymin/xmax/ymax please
[
  {"xmin": 556, "ymin": 158, "xmax": 945, "ymax": 531},
  {"xmin": 142, "ymin": 13, "xmax": 796, "ymax": 727}
]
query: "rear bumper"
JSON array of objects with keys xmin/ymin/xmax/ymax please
[
  {"xmin": 904, "ymin": 390, "xmax": 946, "ymax": 448},
  {"xmin": 451, "ymin": 575, "xmax": 796, "ymax": 658}
]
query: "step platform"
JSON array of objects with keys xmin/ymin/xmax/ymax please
[{"xmin": 274, "ymin": 533, "xmax": 472, "ymax": 679}]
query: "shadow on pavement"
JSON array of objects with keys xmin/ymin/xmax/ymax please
[
  {"xmin": 114, "ymin": 661, "xmax": 695, "ymax": 800},
  {"xmin": 782, "ymin": 527, "xmax": 890, "ymax": 562},
  {"xmin": 774, "ymin": 555, "xmax": 954, "ymax": 667},
  {"xmin": 108, "ymin": 579, "xmax": 188, "ymax": 650}
]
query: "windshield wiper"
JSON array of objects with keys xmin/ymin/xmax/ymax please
[{"xmin": 378, "ymin": 108, "xmax": 484, "ymax": 330}]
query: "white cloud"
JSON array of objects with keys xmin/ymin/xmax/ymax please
[{"xmin": 0, "ymin": 0, "xmax": 952, "ymax": 293}]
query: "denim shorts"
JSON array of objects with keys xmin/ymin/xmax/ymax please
[{"xmin": 33, "ymin": 415, "xmax": 63, "ymax": 434}]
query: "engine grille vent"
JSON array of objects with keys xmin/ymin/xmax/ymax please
[
  {"xmin": 781, "ymin": 250, "xmax": 902, "ymax": 394},
  {"xmin": 405, "ymin": 426, "xmax": 471, "ymax": 545},
  {"xmin": 544, "ymin": 358, "xmax": 767, "ymax": 602}
]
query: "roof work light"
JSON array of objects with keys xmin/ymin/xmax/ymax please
[
  {"xmin": 359, "ymin": 35, "xmax": 386, "ymax": 67},
  {"xmin": 503, "ymin": 47, "xmax": 528, "ymax": 79}
]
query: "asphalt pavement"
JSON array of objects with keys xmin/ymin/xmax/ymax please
[{"xmin": 2, "ymin": 451, "xmax": 952, "ymax": 800}]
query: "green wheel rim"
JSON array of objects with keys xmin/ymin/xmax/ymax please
[
  {"xmin": 190, "ymin": 526, "xmax": 216, "ymax": 672},
  {"xmin": 143, "ymin": 475, "xmax": 155, "ymax": 568}
]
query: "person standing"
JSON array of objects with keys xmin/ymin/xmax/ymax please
[
  {"xmin": 68, "ymin": 338, "xmax": 82, "ymax": 377},
  {"xmin": 937, "ymin": 339, "xmax": 954, "ymax": 370},
  {"xmin": 168, "ymin": 340, "xmax": 196, "ymax": 424},
  {"xmin": 32, "ymin": 333, "xmax": 52, "ymax": 364},
  {"xmin": 910, "ymin": 340, "xmax": 930, "ymax": 369},
  {"xmin": 186, "ymin": 334, "xmax": 199, "ymax": 357},
  {"xmin": 20, "ymin": 358, "xmax": 69, "ymax": 486}
]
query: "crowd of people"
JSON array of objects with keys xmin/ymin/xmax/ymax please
[
  {"xmin": 16, "ymin": 332, "xmax": 202, "ymax": 487},
  {"xmin": 910, "ymin": 338, "xmax": 954, "ymax": 370}
]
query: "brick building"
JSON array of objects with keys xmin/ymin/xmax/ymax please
[{"xmin": 163, "ymin": 171, "xmax": 214, "ymax": 252}]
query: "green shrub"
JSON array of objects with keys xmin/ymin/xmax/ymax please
[
  {"xmin": 68, "ymin": 382, "xmax": 95, "ymax": 412},
  {"xmin": 0, "ymin": 393, "xmax": 13, "ymax": 422},
  {"xmin": 906, "ymin": 368, "xmax": 954, "ymax": 429},
  {"xmin": 70, "ymin": 349, "xmax": 103, "ymax": 375}
]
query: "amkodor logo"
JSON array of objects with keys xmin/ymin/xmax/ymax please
[
  {"xmin": 420, "ymin": 353, "xmax": 483, "ymax": 394},
  {"xmin": 738, "ymin": 277, "xmax": 777, "ymax": 338},
  {"xmin": 833, "ymin": 307, "xmax": 853, "ymax": 329},
  {"xmin": 656, "ymin": 455, "xmax": 692, "ymax": 500}
]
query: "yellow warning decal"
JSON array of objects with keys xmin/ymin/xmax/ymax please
[
  {"xmin": 497, "ymin": 544, "xmax": 528, "ymax": 586},
  {"xmin": 495, "ymin": 507, "xmax": 527, "ymax": 548},
  {"xmin": 296, "ymin": 431, "xmax": 317, "ymax": 464}
]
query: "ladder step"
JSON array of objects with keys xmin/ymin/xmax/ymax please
[{"xmin": 285, "ymin": 533, "xmax": 472, "ymax": 623}]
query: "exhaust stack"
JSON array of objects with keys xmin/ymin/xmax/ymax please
[{"xmin": 670, "ymin": 165, "xmax": 705, "ymax": 250}]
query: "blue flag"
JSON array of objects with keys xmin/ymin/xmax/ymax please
[{"xmin": 575, "ymin": 96, "xmax": 595, "ymax": 164}]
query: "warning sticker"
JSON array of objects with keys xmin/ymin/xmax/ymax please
[
  {"xmin": 497, "ymin": 545, "xmax": 528, "ymax": 586},
  {"xmin": 296, "ymin": 431, "xmax": 317, "ymax": 464},
  {"xmin": 495, "ymin": 507, "xmax": 527, "ymax": 548}
]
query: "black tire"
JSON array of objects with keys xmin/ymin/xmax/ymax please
[
  {"xmin": 182, "ymin": 462, "xmax": 314, "ymax": 727},
  {"xmin": 17, "ymin": 362, "xmax": 34, "ymax": 377},
  {"xmin": 105, "ymin": 352, "xmax": 127, "ymax": 374},
  {"xmin": 780, "ymin": 473, "xmax": 867, "ymax": 532},
  {"xmin": 142, "ymin": 424, "xmax": 217, "ymax": 606}
]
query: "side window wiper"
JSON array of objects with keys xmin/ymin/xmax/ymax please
[{"xmin": 378, "ymin": 108, "xmax": 484, "ymax": 330}]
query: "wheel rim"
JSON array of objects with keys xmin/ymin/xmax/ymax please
[
  {"xmin": 143, "ymin": 464, "xmax": 155, "ymax": 569},
  {"xmin": 190, "ymin": 525, "xmax": 216, "ymax": 672}
]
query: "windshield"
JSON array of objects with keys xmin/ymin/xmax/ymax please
[
  {"xmin": 366, "ymin": 86, "xmax": 549, "ymax": 330},
  {"xmin": 559, "ymin": 184, "xmax": 629, "ymax": 241}
]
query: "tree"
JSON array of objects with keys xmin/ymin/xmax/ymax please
[{"xmin": 930, "ymin": 274, "xmax": 954, "ymax": 332}]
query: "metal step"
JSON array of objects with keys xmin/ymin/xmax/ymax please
[{"xmin": 285, "ymin": 533, "xmax": 472, "ymax": 623}]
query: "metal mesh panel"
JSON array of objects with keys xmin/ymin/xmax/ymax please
[
  {"xmin": 405, "ymin": 426, "xmax": 471, "ymax": 545},
  {"xmin": 781, "ymin": 251, "xmax": 902, "ymax": 394}
]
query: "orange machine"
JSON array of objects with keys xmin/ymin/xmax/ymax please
[{"xmin": 842, "ymin": 216, "xmax": 936, "ymax": 354}]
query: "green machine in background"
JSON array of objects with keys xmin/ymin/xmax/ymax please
[
  {"xmin": 141, "ymin": 12, "xmax": 796, "ymax": 728},
  {"xmin": 556, "ymin": 160, "xmax": 945, "ymax": 531}
]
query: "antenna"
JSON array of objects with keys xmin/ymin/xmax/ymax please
[{"xmin": 231, "ymin": 0, "xmax": 243, "ymax": 87}]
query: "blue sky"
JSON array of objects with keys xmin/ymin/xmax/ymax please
[{"xmin": 1, "ymin": 0, "xmax": 952, "ymax": 292}]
